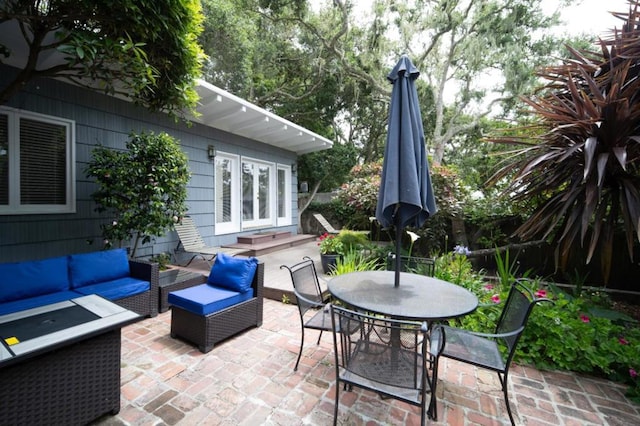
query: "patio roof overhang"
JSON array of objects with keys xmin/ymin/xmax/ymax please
[
  {"xmin": 193, "ymin": 80, "xmax": 333, "ymax": 155},
  {"xmin": 0, "ymin": 20, "xmax": 333, "ymax": 155}
]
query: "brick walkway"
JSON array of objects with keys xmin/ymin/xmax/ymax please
[{"xmin": 92, "ymin": 243, "xmax": 640, "ymax": 425}]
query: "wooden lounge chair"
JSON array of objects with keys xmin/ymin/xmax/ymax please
[
  {"xmin": 174, "ymin": 216, "xmax": 249, "ymax": 267},
  {"xmin": 312, "ymin": 213, "xmax": 340, "ymax": 234}
]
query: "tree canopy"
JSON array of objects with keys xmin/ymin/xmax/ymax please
[
  {"xmin": 0, "ymin": 0, "xmax": 205, "ymax": 117},
  {"xmin": 199, "ymin": 1, "xmax": 578, "ymax": 167}
]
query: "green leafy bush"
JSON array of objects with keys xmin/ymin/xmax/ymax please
[
  {"xmin": 445, "ymin": 259, "xmax": 640, "ymax": 403},
  {"xmin": 330, "ymin": 249, "xmax": 383, "ymax": 275},
  {"xmin": 86, "ymin": 131, "xmax": 190, "ymax": 257}
]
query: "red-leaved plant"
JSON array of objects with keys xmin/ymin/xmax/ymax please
[{"xmin": 489, "ymin": 1, "xmax": 640, "ymax": 284}]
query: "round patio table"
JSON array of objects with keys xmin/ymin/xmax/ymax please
[{"xmin": 328, "ymin": 270, "xmax": 478, "ymax": 322}]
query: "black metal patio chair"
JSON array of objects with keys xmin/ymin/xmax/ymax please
[
  {"xmin": 330, "ymin": 305, "xmax": 432, "ymax": 426},
  {"xmin": 386, "ymin": 252, "xmax": 435, "ymax": 277},
  {"xmin": 428, "ymin": 280, "xmax": 551, "ymax": 425},
  {"xmin": 280, "ymin": 257, "xmax": 331, "ymax": 371}
]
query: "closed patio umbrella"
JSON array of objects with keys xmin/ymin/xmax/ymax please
[{"xmin": 375, "ymin": 55, "xmax": 437, "ymax": 287}]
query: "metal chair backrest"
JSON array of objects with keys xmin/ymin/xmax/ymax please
[
  {"xmin": 282, "ymin": 258, "xmax": 324, "ymax": 315},
  {"xmin": 495, "ymin": 280, "xmax": 540, "ymax": 358},
  {"xmin": 386, "ymin": 252, "xmax": 435, "ymax": 277},
  {"xmin": 330, "ymin": 305, "xmax": 430, "ymax": 417}
]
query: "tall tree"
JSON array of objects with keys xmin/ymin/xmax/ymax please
[
  {"xmin": 0, "ymin": 0, "xmax": 205, "ymax": 116},
  {"xmin": 334, "ymin": 0, "xmax": 571, "ymax": 166}
]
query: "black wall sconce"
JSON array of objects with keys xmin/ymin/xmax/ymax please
[
  {"xmin": 291, "ymin": 163, "xmax": 297, "ymax": 174},
  {"xmin": 207, "ymin": 145, "xmax": 216, "ymax": 160}
]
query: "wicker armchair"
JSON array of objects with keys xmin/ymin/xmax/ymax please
[{"xmin": 170, "ymin": 261, "xmax": 264, "ymax": 352}]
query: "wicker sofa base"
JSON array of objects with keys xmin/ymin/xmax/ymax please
[
  {"xmin": 171, "ymin": 298, "xmax": 262, "ymax": 352},
  {"xmin": 123, "ymin": 259, "xmax": 159, "ymax": 318},
  {"xmin": 115, "ymin": 290, "xmax": 157, "ymax": 318},
  {"xmin": 0, "ymin": 330, "xmax": 121, "ymax": 425}
]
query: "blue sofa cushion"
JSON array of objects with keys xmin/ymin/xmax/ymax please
[
  {"xmin": 208, "ymin": 253, "xmax": 258, "ymax": 293},
  {"xmin": 0, "ymin": 290, "xmax": 82, "ymax": 316},
  {"xmin": 69, "ymin": 248, "xmax": 130, "ymax": 289},
  {"xmin": 73, "ymin": 277, "xmax": 150, "ymax": 301},
  {"xmin": 0, "ymin": 256, "xmax": 70, "ymax": 303},
  {"xmin": 168, "ymin": 284, "xmax": 254, "ymax": 316}
]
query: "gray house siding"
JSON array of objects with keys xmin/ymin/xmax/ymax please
[{"xmin": 0, "ymin": 67, "xmax": 298, "ymax": 262}]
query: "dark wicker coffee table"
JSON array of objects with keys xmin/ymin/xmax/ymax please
[
  {"xmin": 158, "ymin": 269, "xmax": 207, "ymax": 313},
  {"xmin": 0, "ymin": 295, "xmax": 140, "ymax": 425}
]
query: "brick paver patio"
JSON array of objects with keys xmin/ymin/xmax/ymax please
[{"xmin": 92, "ymin": 243, "xmax": 640, "ymax": 425}]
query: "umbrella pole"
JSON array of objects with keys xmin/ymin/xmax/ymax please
[{"xmin": 395, "ymin": 224, "xmax": 401, "ymax": 287}]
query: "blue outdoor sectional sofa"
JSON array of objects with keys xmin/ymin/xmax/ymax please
[{"xmin": 0, "ymin": 248, "xmax": 158, "ymax": 318}]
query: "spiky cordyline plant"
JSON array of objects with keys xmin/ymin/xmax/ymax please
[{"xmin": 489, "ymin": 1, "xmax": 640, "ymax": 284}]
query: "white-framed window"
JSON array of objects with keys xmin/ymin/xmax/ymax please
[
  {"xmin": 214, "ymin": 153, "xmax": 240, "ymax": 234},
  {"xmin": 277, "ymin": 164, "xmax": 292, "ymax": 226},
  {"xmin": 241, "ymin": 157, "xmax": 275, "ymax": 228},
  {"xmin": 0, "ymin": 107, "xmax": 75, "ymax": 215}
]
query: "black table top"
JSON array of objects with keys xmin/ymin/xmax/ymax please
[
  {"xmin": 328, "ymin": 270, "xmax": 478, "ymax": 321},
  {"xmin": 0, "ymin": 295, "xmax": 140, "ymax": 366}
]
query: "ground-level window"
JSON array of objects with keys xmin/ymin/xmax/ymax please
[
  {"xmin": 214, "ymin": 152, "xmax": 291, "ymax": 234},
  {"xmin": 0, "ymin": 108, "xmax": 75, "ymax": 214}
]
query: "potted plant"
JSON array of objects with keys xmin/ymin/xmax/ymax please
[
  {"xmin": 318, "ymin": 232, "xmax": 344, "ymax": 274},
  {"xmin": 318, "ymin": 230, "xmax": 371, "ymax": 274}
]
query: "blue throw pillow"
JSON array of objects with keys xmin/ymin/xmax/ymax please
[
  {"xmin": 69, "ymin": 248, "xmax": 130, "ymax": 288},
  {"xmin": 208, "ymin": 253, "xmax": 258, "ymax": 293}
]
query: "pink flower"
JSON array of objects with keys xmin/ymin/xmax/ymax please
[
  {"xmin": 491, "ymin": 294, "xmax": 501, "ymax": 304},
  {"xmin": 630, "ymin": 368, "xmax": 638, "ymax": 378},
  {"xmin": 580, "ymin": 314, "xmax": 590, "ymax": 323},
  {"xmin": 619, "ymin": 337, "xmax": 629, "ymax": 345},
  {"xmin": 484, "ymin": 284, "xmax": 494, "ymax": 291},
  {"xmin": 535, "ymin": 289, "xmax": 547, "ymax": 298}
]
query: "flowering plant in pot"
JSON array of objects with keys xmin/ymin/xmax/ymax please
[
  {"xmin": 318, "ymin": 233, "xmax": 344, "ymax": 274},
  {"xmin": 318, "ymin": 233, "xmax": 344, "ymax": 255}
]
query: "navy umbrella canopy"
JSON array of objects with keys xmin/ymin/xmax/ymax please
[{"xmin": 375, "ymin": 55, "xmax": 437, "ymax": 287}]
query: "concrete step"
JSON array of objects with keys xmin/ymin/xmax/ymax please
[
  {"xmin": 223, "ymin": 234, "xmax": 317, "ymax": 257},
  {"xmin": 236, "ymin": 231, "xmax": 291, "ymax": 245}
]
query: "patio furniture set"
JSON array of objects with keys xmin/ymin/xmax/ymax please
[
  {"xmin": 0, "ymin": 241, "xmax": 264, "ymax": 424},
  {"xmin": 281, "ymin": 256, "xmax": 550, "ymax": 426},
  {"xmin": 0, "ymin": 212, "xmax": 547, "ymax": 425}
]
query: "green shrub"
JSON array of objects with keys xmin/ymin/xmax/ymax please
[
  {"xmin": 330, "ymin": 249, "xmax": 383, "ymax": 275},
  {"xmin": 449, "ymin": 272, "xmax": 640, "ymax": 403},
  {"xmin": 86, "ymin": 131, "xmax": 190, "ymax": 257}
]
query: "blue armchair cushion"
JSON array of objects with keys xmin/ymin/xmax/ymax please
[
  {"xmin": 0, "ymin": 256, "xmax": 70, "ymax": 303},
  {"xmin": 168, "ymin": 284, "xmax": 254, "ymax": 316},
  {"xmin": 69, "ymin": 248, "xmax": 130, "ymax": 289},
  {"xmin": 207, "ymin": 253, "xmax": 258, "ymax": 293},
  {"xmin": 73, "ymin": 277, "xmax": 150, "ymax": 301}
]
